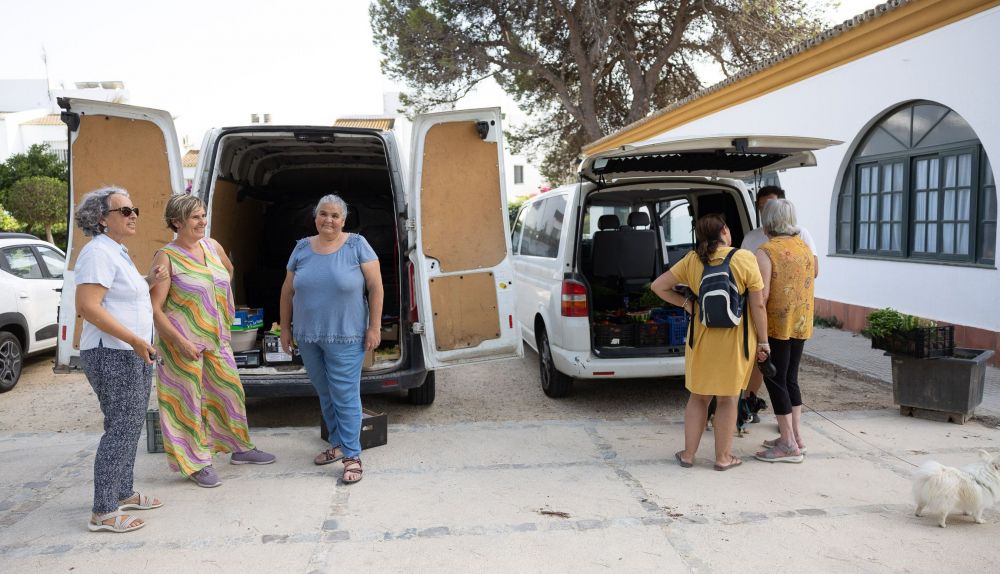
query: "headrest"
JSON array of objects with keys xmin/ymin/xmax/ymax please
[
  {"xmin": 597, "ymin": 215, "xmax": 620, "ymax": 230},
  {"xmin": 627, "ymin": 212, "xmax": 650, "ymax": 227}
]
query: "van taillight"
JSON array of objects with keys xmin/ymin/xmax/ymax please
[
  {"xmin": 408, "ymin": 261, "xmax": 418, "ymax": 322},
  {"xmin": 561, "ymin": 280, "xmax": 588, "ymax": 317}
]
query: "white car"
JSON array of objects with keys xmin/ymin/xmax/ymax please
[
  {"xmin": 510, "ymin": 135, "xmax": 840, "ymax": 397},
  {"xmin": 0, "ymin": 232, "xmax": 66, "ymax": 392}
]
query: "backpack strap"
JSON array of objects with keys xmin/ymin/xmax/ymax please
[{"xmin": 742, "ymin": 288, "xmax": 749, "ymax": 360}]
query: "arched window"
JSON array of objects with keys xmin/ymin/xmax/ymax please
[{"xmin": 837, "ymin": 101, "xmax": 996, "ymax": 265}]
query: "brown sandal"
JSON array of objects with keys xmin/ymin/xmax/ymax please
[
  {"xmin": 342, "ymin": 457, "xmax": 363, "ymax": 484},
  {"xmin": 314, "ymin": 447, "xmax": 343, "ymax": 466}
]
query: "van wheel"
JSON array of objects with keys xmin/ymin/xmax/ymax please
[
  {"xmin": 407, "ymin": 371, "xmax": 436, "ymax": 405},
  {"xmin": 537, "ymin": 328, "xmax": 572, "ymax": 398},
  {"xmin": 0, "ymin": 332, "xmax": 23, "ymax": 393}
]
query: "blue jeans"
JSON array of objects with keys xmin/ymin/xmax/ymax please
[{"xmin": 298, "ymin": 340, "xmax": 365, "ymax": 458}]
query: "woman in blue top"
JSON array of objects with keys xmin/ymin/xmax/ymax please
[{"xmin": 279, "ymin": 194, "xmax": 382, "ymax": 484}]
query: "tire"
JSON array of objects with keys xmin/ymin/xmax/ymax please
[
  {"xmin": 407, "ymin": 371, "xmax": 436, "ymax": 405},
  {"xmin": 0, "ymin": 332, "xmax": 23, "ymax": 393},
  {"xmin": 537, "ymin": 327, "xmax": 573, "ymax": 398}
]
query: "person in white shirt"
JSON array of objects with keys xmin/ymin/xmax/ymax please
[
  {"xmin": 74, "ymin": 186, "xmax": 167, "ymax": 533},
  {"xmin": 741, "ymin": 186, "xmax": 818, "ymax": 419}
]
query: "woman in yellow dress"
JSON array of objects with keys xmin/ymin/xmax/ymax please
[{"xmin": 651, "ymin": 214, "xmax": 769, "ymax": 471}]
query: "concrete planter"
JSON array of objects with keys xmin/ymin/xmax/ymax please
[{"xmin": 891, "ymin": 348, "xmax": 995, "ymax": 424}]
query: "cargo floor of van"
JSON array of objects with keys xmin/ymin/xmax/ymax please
[{"xmin": 206, "ymin": 131, "xmax": 404, "ymax": 374}]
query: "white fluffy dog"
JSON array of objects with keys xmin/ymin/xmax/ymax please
[{"xmin": 912, "ymin": 450, "xmax": 1000, "ymax": 528}]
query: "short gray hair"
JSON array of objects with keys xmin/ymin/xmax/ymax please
[
  {"xmin": 761, "ymin": 198, "xmax": 799, "ymax": 237},
  {"xmin": 74, "ymin": 186, "xmax": 129, "ymax": 237},
  {"xmin": 314, "ymin": 194, "xmax": 348, "ymax": 217}
]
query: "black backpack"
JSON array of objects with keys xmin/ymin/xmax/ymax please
[{"xmin": 688, "ymin": 249, "xmax": 750, "ymax": 359}]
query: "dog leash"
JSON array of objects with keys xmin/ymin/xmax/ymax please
[{"xmin": 802, "ymin": 403, "xmax": 919, "ymax": 468}]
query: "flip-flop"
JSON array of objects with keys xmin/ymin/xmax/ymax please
[
  {"xmin": 713, "ymin": 456, "xmax": 743, "ymax": 471},
  {"xmin": 674, "ymin": 451, "xmax": 693, "ymax": 468},
  {"xmin": 118, "ymin": 492, "xmax": 163, "ymax": 511}
]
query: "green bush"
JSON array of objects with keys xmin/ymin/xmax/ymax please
[{"xmin": 862, "ymin": 308, "xmax": 931, "ymax": 339}]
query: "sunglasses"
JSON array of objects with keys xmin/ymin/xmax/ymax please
[{"xmin": 106, "ymin": 207, "xmax": 140, "ymax": 217}]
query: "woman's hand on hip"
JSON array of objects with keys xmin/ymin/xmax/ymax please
[{"xmin": 365, "ymin": 326, "xmax": 381, "ymax": 352}]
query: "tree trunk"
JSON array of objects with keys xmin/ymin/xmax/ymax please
[{"xmin": 45, "ymin": 224, "xmax": 53, "ymax": 244}]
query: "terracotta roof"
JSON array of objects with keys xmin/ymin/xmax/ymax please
[
  {"xmin": 23, "ymin": 114, "xmax": 64, "ymax": 126},
  {"xmin": 334, "ymin": 117, "xmax": 395, "ymax": 130},
  {"xmin": 182, "ymin": 149, "xmax": 199, "ymax": 168},
  {"xmin": 583, "ymin": 0, "xmax": 935, "ymax": 153}
]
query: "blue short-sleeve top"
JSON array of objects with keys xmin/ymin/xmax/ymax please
[{"xmin": 286, "ymin": 234, "xmax": 378, "ymax": 343}]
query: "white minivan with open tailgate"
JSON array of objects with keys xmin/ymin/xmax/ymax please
[
  {"xmin": 511, "ymin": 136, "xmax": 840, "ymax": 397},
  {"xmin": 55, "ymin": 98, "xmax": 523, "ymax": 405}
]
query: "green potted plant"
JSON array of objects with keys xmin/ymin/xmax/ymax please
[{"xmin": 864, "ymin": 308, "xmax": 994, "ymax": 424}]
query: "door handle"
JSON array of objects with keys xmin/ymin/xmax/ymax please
[
  {"xmin": 18, "ymin": 293, "xmax": 29, "ymax": 299},
  {"xmin": 54, "ymin": 288, "xmax": 63, "ymax": 293}
]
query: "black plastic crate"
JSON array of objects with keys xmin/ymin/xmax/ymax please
[
  {"xmin": 146, "ymin": 410, "xmax": 164, "ymax": 454},
  {"xmin": 594, "ymin": 323, "xmax": 636, "ymax": 347},
  {"xmin": 637, "ymin": 323, "xmax": 669, "ymax": 346},
  {"xmin": 872, "ymin": 325, "xmax": 954, "ymax": 358}
]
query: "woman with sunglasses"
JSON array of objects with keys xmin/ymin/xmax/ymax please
[
  {"xmin": 74, "ymin": 186, "xmax": 168, "ymax": 533},
  {"xmin": 150, "ymin": 194, "xmax": 274, "ymax": 489}
]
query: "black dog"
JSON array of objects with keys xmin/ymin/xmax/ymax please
[{"xmin": 706, "ymin": 391, "xmax": 768, "ymax": 436}]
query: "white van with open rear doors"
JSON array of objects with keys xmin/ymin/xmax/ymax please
[
  {"xmin": 54, "ymin": 98, "xmax": 523, "ymax": 406},
  {"xmin": 511, "ymin": 136, "xmax": 840, "ymax": 397}
]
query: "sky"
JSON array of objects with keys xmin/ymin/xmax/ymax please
[{"xmin": 0, "ymin": 0, "xmax": 880, "ymax": 147}]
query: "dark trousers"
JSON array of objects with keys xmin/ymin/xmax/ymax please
[
  {"xmin": 763, "ymin": 337, "xmax": 805, "ymax": 416},
  {"xmin": 81, "ymin": 345, "xmax": 152, "ymax": 514}
]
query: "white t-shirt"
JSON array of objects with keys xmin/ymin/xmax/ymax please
[
  {"xmin": 74, "ymin": 234, "xmax": 154, "ymax": 350},
  {"xmin": 742, "ymin": 226, "xmax": 817, "ymax": 255}
]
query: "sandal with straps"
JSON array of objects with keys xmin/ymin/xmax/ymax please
[
  {"xmin": 342, "ymin": 457, "xmax": 363, "ymax": 484},
  {"xmin": 88, "ymin": 511, "xmax": 146, "ymax": 533},
  {"xmin": 118, "ymin": 491, "xmax": 163, "ymax": 511},
  {"xmin": 315, "ymin": 446, "xmax": 344, "ymax": 466}
]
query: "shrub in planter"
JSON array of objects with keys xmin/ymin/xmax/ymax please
[{"xmin": 863, "ymin": 308, "xmax": 953, "ymax": 359}]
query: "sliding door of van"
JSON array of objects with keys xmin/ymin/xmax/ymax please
[
  {"xmin": 55, "ymin": 99, "xmax": 183, "ymax": 369},
  {"xmin": 409, "ymin": 109, "xmax": 522, "ymax": 368}
]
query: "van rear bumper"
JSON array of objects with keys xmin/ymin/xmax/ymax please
[
  {"xmin": 548, "ymin": 342, "xmax": 685, "ymax": 379},
  {"xmin": 242, "ymin": 337, "xmax": 428, "ymax": 398}
]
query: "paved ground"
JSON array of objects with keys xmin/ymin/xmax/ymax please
[{"xmin": 1, "ymin": 327, "xmax": 999, "ymax": 573}]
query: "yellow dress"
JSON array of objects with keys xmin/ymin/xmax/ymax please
[
  {"xmin": 670, "ymin": 247, "xmax": 764, "ymax": 397},
  {"xmin": 759, "ymin": 235, "xmax": 814, "ymax": 341}
]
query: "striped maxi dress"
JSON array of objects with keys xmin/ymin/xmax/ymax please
[{"xmin": 155, "ymin": 238, "xmax": 254, "ymax": 476}]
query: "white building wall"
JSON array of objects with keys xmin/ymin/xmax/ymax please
[
  {"xmin": 639, "ymin": 7, "xmax": 1000, "ymax": 332},
  {"xmin": 19, "ymin": 124, "xmax": 68, "ymax": 161},
  {"xmin": 0, "ymin": 109, "xmax": 49, "ymax": 162}
]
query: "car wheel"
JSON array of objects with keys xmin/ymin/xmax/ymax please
[
  {"xmin": 0, "ymin": 332, "xmax": 23, "ymax": 393},
  {"xmin": 407, "ymin": 371, "xmax": 436, "ymax": 405},
  {"xmin": 537, "ymin": 327, "xmax": 572, "ymax": 398}
]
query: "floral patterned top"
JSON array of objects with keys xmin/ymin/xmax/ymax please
[{"xmin": 759, "ymin": 235, "xmax": 814, "ymax": 341}]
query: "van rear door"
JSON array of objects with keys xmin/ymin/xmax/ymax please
[
  {"xmin": 409, "ymin": 109, "xmax": 522, "ymax": 368},
  {"xmin": 55, "ymin": 99, "xmax": 183, "ymax": 369}
]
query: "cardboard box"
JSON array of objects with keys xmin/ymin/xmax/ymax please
[
  {"xmin": 362, "ymin": 347, "xmax": 374, "ymax": 371},
  {"xmin": 360, "ymin": 408, "xmax": 388, "ymax": 449},
  {"xmin": 380, "ymin": 324, "xmax": 399, "ymax": 342}
]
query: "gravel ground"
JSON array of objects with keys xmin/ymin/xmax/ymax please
[{"xmin": 0, "ymin": 348, "xmax": 896, "ymax": 434}]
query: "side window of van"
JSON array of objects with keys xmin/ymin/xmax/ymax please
[
  {"xmin": 658, "ymin": 199, "xmax": 694, "ymax": 266},
  {"xmin": 511, "ymin": 205, "xmax": 529, "ymax": 255},
  {"xmin": 521, "ymin": 195, "xmax": 566, "ymax": 258}
]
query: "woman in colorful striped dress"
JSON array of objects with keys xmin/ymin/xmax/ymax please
[{"xmin": 151, "ymin": 195, "xmax": 275, "ymax": 488}]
